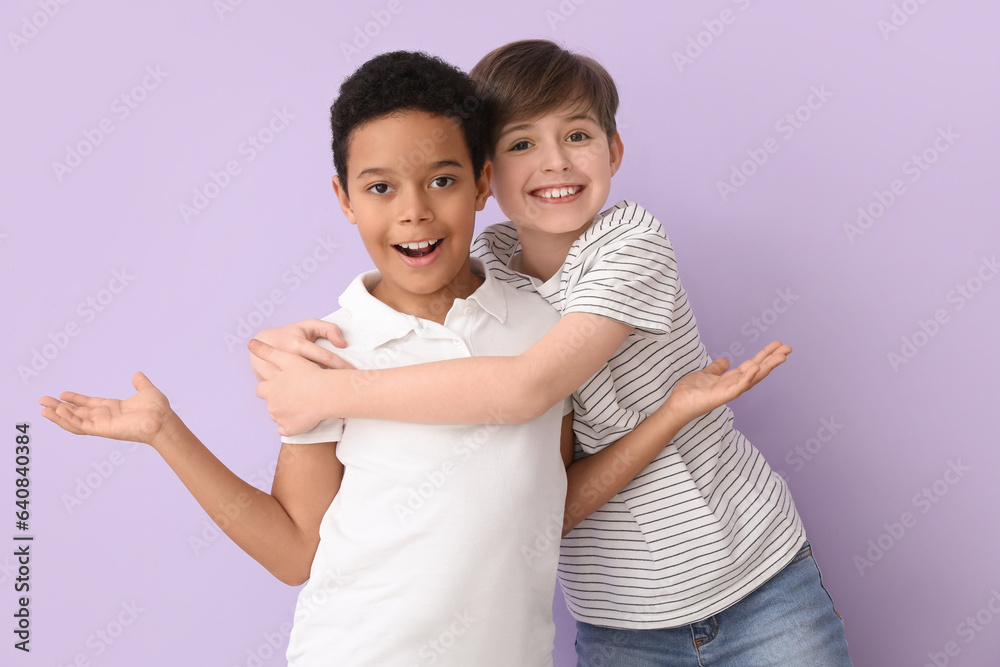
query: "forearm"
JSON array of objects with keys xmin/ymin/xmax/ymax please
[
  {"xmin": 318, "ymin": 313, "xmax": 632, "ymax": 425},
  {"xmin": 328, "ymin": 355, "xmax": 555, "ymax": 424},
  {"xmin": 562, "ymin": 407, "xmax": 689, "ymax": 536},
  {"xmin": 151, "ymin": 415, "xmax": 316, "ymax": 584}
]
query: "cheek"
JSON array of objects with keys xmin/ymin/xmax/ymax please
[{"xmin": 491, "ymin": 174, "xmax": 521, "ymax": 204}]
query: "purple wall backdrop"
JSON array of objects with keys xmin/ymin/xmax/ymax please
[{"xmin": 4, "ymin": 1, "xmax": 999, "ymax": 665}]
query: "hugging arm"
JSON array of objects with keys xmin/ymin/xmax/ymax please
[{"xmin": 252, "ymin": 312, "xmax": 634, "ymax": 432}]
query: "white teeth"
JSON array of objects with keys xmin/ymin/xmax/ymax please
[
  {"xmin": 397, "ymin": 239, "xmax": 440, "ymax": 250},
  {"xmin": 538, "ymin": 186, "xmax": 577, "ymax": 199}
]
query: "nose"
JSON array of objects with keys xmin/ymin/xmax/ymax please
[
  {"xmin": 397, "ymin": 185, "xmax": 434, "ymax": 224},
  {"xmin": 539, "ymin": 141, "xmax": 572, "ymax": 173}
]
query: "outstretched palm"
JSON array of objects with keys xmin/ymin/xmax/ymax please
[
  {"xmin": 667, "ymin": 342, "xmax": 792, "ymax": 423},
  {"xmin": 39, "ymin": 372, "xmax": 173, "ymax": 445}
]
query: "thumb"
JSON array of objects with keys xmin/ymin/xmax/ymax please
[
  {"xmin": 704, "ymin": 357, "xmax": 731, "ymax": 376},
  {"xmin": 132, "ymin": 371, "xmax": 155, "ymax": 392}
]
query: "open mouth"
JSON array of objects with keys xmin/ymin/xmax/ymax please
[
  {"xmin": 530, "ymin": 185, "xmax": 585, "ymax": 200},
  {"xmin": 393, "ymin": 238, "xmax": 443, "ymax": 258}
]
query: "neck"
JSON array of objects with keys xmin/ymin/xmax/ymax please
[
  {"xmin": 514, "ymin": 226, "xmax": 583, "ymax": 282},
  {"xmin": 371, "ymin": 265, "xmax": 483, "ymax": 325}
]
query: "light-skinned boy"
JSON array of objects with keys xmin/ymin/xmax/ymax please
[
  {"xmin": 252, "ymin": 41, "xmax": 851, "ymax": 665},
  {"xmin": 41, "ymin": 50, "xmax": 785, "ymax": 666}
]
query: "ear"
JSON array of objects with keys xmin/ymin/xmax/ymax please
[
  {"xmin": 608, "ymin": 131, "xmax": 624, "ymax": 177},
  {"xmin": 331, "ymin": 175, "xmax": 357, "ymax": 225},
  {"xmin": 474, "ymin": 159, "xmax": 493, "ymax": 212}
]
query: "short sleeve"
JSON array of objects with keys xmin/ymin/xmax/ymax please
[
  {"xmin": 562, "ymin": 396, "xmax": 573, "ymax": 417},
  {"xmin": 281, "ymin": 417, "xmax": 344, "ymax": 445},
  {"xmin": 563, "ymin": 213, "xmax": 678, "ymax": 338}
]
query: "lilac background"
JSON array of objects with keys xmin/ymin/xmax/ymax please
[{"xmin": 3, "ymin": 1, "xmax": 999, "ymax": 665}]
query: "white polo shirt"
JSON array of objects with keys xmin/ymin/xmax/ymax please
[{"xmin": 283, "ymin": 259, "xmax": 568, "ymax": 667}]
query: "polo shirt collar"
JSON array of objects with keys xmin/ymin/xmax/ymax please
[{"xmin": 337, "ymin": 258, "xmax": 508, "ymax": 349}]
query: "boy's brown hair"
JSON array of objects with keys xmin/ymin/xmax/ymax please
[{"xmin": 469, "ymin": 39, "xmax": 619, "ymax": 152}]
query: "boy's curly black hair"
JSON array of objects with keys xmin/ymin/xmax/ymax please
[{"xmin": 330, "ymin": 51, "xmax": 489, "ymax": 196}]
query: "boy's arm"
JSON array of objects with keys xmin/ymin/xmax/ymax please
[
  {"xmin": 559, "ymin": 343, "xmax": 791, "ymax": 535},
  {"xmin": 39, "ymin": 372, "xmax": 342, "ymax": 586},
  {"xmin": 252, "ymin": 312, "xmax": 634, "ymax": 434}
]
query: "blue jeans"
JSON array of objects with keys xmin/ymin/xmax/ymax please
[{"xmin": 575, "ymin": 542, "xmax": 851, "ymax": 666}]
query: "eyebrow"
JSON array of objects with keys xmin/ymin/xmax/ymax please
[
  {"xmin": 355, "ymin": 159, "xmax": 464, "ymax": 180},
  {"xmin": 497, "ymin": 114, "xmax": 600, "ymax": 140}
]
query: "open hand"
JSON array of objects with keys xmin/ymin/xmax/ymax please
[
  {"xmin": 665, "ymin": 341, "xmax": 792, "ymax": 423},
  {"xmin": 39, "ymin": 372, "xmax": 174, "ymax": 446},
  {"xmin": 249, "ymin": 319, "xmax": 352, "ymax": 381}
]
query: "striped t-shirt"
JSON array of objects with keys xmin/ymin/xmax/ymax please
[{"xmin": 472, "ymin": 200, "xmax": 806, "ymax": 628}]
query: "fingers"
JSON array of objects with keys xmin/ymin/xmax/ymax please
[
  {"xmin": 40, "ymin": 403, "xmax": 87, "ymax": 436},
  {"xmin": 304, "ymin": 319, "xmax": 347, "ymax": 349},
  {"xmin": 39, "ymin": 396, "xmax": 90, "ymax": 435},
  {"xmin": 248, "ymin": 338, "xmax": 282, "ymax": 367},
  {"xmin": 39, "ymin": 395, "xmax": 62, "ymax": 409},
  {"xmin": 56, "ymin": 391, "xmax": 103, "ymax": 407},
  {"xmin": 743, "ymin": 341, "xmax": 783, "ymax": 367},
  {"xmin": 320, "ymin": 351, "xmax": 355, "ymax": 370}
]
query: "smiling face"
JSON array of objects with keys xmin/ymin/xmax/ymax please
[
  {"xmin": 490, "ymin": 105, "xmax": 624, "ymax": 244},
  {"xmin": 333, "ymin": 110, "xmax": 491, "ymax": 321}
]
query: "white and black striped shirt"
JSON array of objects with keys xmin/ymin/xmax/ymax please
[{"xmin": 472, "ymin": 201, "xmax": 805, "ymax": 628}]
